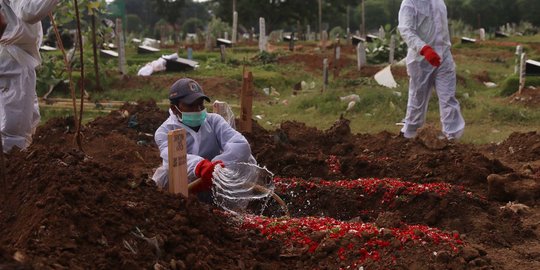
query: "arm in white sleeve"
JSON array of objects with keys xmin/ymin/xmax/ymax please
[
  {"xmin": 155, "ymin": 124, "xmax": 203, "ymax": 183},
  {"xmin": 398, "ymin": 1, "xmax": 426, "ymax": 53},
  {"xmin": 211, "ymin": 115, "xmax": 253, "ymax": 164},
  {"xmin": 17, "ymin": 0, "xmax": 58, "ymax": 24}
]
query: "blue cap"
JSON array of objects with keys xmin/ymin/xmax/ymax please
[{"xmin": 169, "ymin": 78, "xmax": 210, "ymax": 104}]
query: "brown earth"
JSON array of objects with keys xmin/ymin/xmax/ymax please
[
  {"xmin": 1, "ymin": 102, "xmax": 539, "ymax": 269},
  {"xmin": 508, "ymin": 86, "xmax": 540, "ymax": 107}
]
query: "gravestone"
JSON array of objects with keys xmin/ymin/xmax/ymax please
[
  {"xmin": 323, "ymin": 58, "xmax": 329, "ymax": 91},
  {"xmin": 259, "ymin": 17, "xmax": 267, "ymax": 52},
  {"xmin": 216, "ymin": 38, "xmax": 232, "ymax": 48},
  {"xmin": 389, "ymin": 35, "xmax": 396, "ymax": 64},
  {"xmin": 357, "ymin": 42, "xmax": 366, "ymax": 71},
  {"xmin": 232, "ymin": 11, "xmax": 238, "ymax": 43},
  {"xmin": 187, "ymin": 47, "xmax": 193, "ymax": 60},
  {"xmin": 322, "ymin": 30, "xmax": 328, "ymax": 42},
  {"xmin": 526, "ymin": 59, "xmax": 540, "ymax": 76},
  {"xmin": 288, "ymin": 32, "xmax": 295, "ymax": 52},
  {"xmin": 495, "ymin": 31, "xmax": 509, "ymax": 38},
  {"xmin": 519, "ymin": 53, "xmax": 526, "ymax": 94},
  {"xmin": 378, "ymin": 26, "xmax": 385, "ymax": 39},
  {"xmin": 515, "ymin": 45, "xmax": 523, "ymax": 74},
  {"xmin": 307, "ymin": 25, "xmax": 311, "ymax": 41},
  {"xmin": 224, "ymin": 31, "xmax": 228, "ymax": 40},
  {"xmin": 116, "ymin": 18, "xmax": 127, "ymax": 75},
  {"xmin": 461, "ymin": 37, "xmax": 477, "ymax": 44},
  {"xmin": 164, "ymin": 57, "xmax": 198, "ymax": 72},
  {"xmin": 220, "ymin": 45, "xmax": 226, "ymax": 62},
  {"xmin": 479, "ymin": 28, "xmax": 486, "ymax": 41}
]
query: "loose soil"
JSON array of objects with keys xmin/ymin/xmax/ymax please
[{"xmin": 1, "ymin": 102, "xmax": 539, "ymax": 269}]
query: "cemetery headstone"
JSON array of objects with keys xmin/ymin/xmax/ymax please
[
  {"xmin": 220, "ymin": 45, "xmax": 226, "ymax": 62},
  {"xmin": 259, "ymin": 17, "xmax": 267, "ymax": 52},
  {"xmin": 116, "ymin": 18, "xmax": 127, "ymax": 75},
  {"xmin": 232, "ymin": 11, "xmax": 238, "ymax": 43},
  {"xmin": 479, "ymin": 28, "xmax": 486, "ymax": 41},
  {"xmin": 519, "ymin": 53, "xmax": 526, "ymax": 94},
  {"xmin": 357, "ymin": 42, "xmax": 366, "ymax": 71},
  {"xmin": 323, "ymin": 58, "xmax": 329, "ymax": 92},
  {"xmin": 389, "ymin": 35, "xmax": 396, "ymax": 64},
  {"xmin": 515, "ymin": 45, "xmax": 523, "ymax": 74},
  {"xmin": 187, "ymin": 47, "xmax": 193, "ymax": 60}
]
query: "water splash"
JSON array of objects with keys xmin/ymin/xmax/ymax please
[{"xmin": 211, "ymin": 162, "xmax": 278, "ymax": 215}]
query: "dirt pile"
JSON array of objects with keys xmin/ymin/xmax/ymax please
[
  {"xmin": 1, "ymin": 101, "xmax": 538, "ymax": 269},
  {"xmin": 247, "ymin": 118, "xmax": 513, "ymax": 195}
]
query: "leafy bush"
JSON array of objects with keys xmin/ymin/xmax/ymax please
[{"xmin": 366, "ymin": 33, "xmax": 408, "ymax": 64}]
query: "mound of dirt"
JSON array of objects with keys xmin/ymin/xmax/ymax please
[
  {"xmin": 1, "ymin": 143, "xmax": 281, "ymax": 269},
  {"xmin": 2, "ymin": 101, "xmax": 538, "ymax": 269},
  {"xmin": 482, "ymin": 131, "xmax": 540, "ymax": 164},
  {"xmin": 247, "ymin": 118, "xmax": 512, "ymax": 196}
]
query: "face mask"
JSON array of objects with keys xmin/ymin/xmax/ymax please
[{"xmin": 175, "ymin": 106, "xmax": 207, "ymax": 127}]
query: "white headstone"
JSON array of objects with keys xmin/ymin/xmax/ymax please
[
  {"xmin": 357, "ymin": 42, "xmax": 366, "ymax": 71},
  {"xmin": 232, "ymin": 11, "xmax": 238, "ymax": 43},
  {"xmin": 116, "ymin": 18, "xmax": 127, "ymax": 75},
  {"xmin": 378, "ymin": 26, "xmax": 385, "ymax": 39},
  {"xmin": 259, "ymin": 17, "xmax": 267, "ymax": 52},
  {"xmin": 389, "ymin": 34, "xmax": 396, "ymax": 64},
  {"xmin": 515, "ymin": 45, "xmax": 523, "ymax": 74},
  {"xmin": 322, "ymin": 30, "xmax": 328, "ymax": 43},
  {"xmin": 224, "ymin": 31, "xmax": 228, "ymax": 40},
  {"xmin": 479, "ymin": 28, "xmax": 486, "ymax": 41},
  {"xmin": 335, "ymin": 46, "xmax": 341, "ymax": 60},
  {"xmin": 519, "ymin": 53, "xmax": 527, "ymax": 94}
]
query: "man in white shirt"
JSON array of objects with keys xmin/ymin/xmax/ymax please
[{"xmin": 152, "ymin": 78, "xmax": 256, "ymax": 195}]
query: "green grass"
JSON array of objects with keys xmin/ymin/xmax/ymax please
[{"xmin": 37, "ymin": 35, "xmax": 540, "ymax": 145}]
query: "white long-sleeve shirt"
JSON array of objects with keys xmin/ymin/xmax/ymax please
[
  {"xmin": 153, "ymin": 110, "xmax": 256, "ymax": 188},
  {"xmin": 0, "ymin": 0, "xmax": 58, "ymax": 72},
  {"xmin": 398, "ymin": 0, "xmax": 452, "ymax": 64}
]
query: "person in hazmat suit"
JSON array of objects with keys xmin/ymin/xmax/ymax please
[
  {"xmin": 398, "ymin": 0, "xmax": 465, "ymax": 139},
  {"xmin": 152, "ymin": 78, "xmax": 256, "ymax": 197},
  {"xmin": 0, "ymin": 0, "xmax": 58, "ymax": 153}
]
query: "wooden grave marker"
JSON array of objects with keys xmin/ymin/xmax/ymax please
[
  {"xmin": 167, "ymin": 129, "xmax": 189, "ymax": 197},
  {"xmin": 116, "ymin": 18, "xmax": 127, "ymax": 75},
  {"xmin": 239, "ymin": 70, "xmax": 254, "ymax": 133}
]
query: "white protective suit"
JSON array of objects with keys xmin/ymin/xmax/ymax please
[
  {"xmin": 398, "ymin": 0, "xmax": 465, "ymax": 139},
  {"xmin": 152, "ymin": 109, "xmax": 256, "ymax": 188},
  {"xmin": 0, "ymin": 0, "xmax": 58, "ymax": 152}
]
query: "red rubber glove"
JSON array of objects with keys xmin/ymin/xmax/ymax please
[
  {"xmin": 420, "ymin": 45, "xmax": 441, "ymax": 67},
  {"xmin": 193, "ymin": 159, "xmax": 224, "ymax": 192}
]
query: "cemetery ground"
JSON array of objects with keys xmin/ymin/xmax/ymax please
[{"xmin": 1, "ymin": 35, "xmax": 540, "ymax": 269}]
